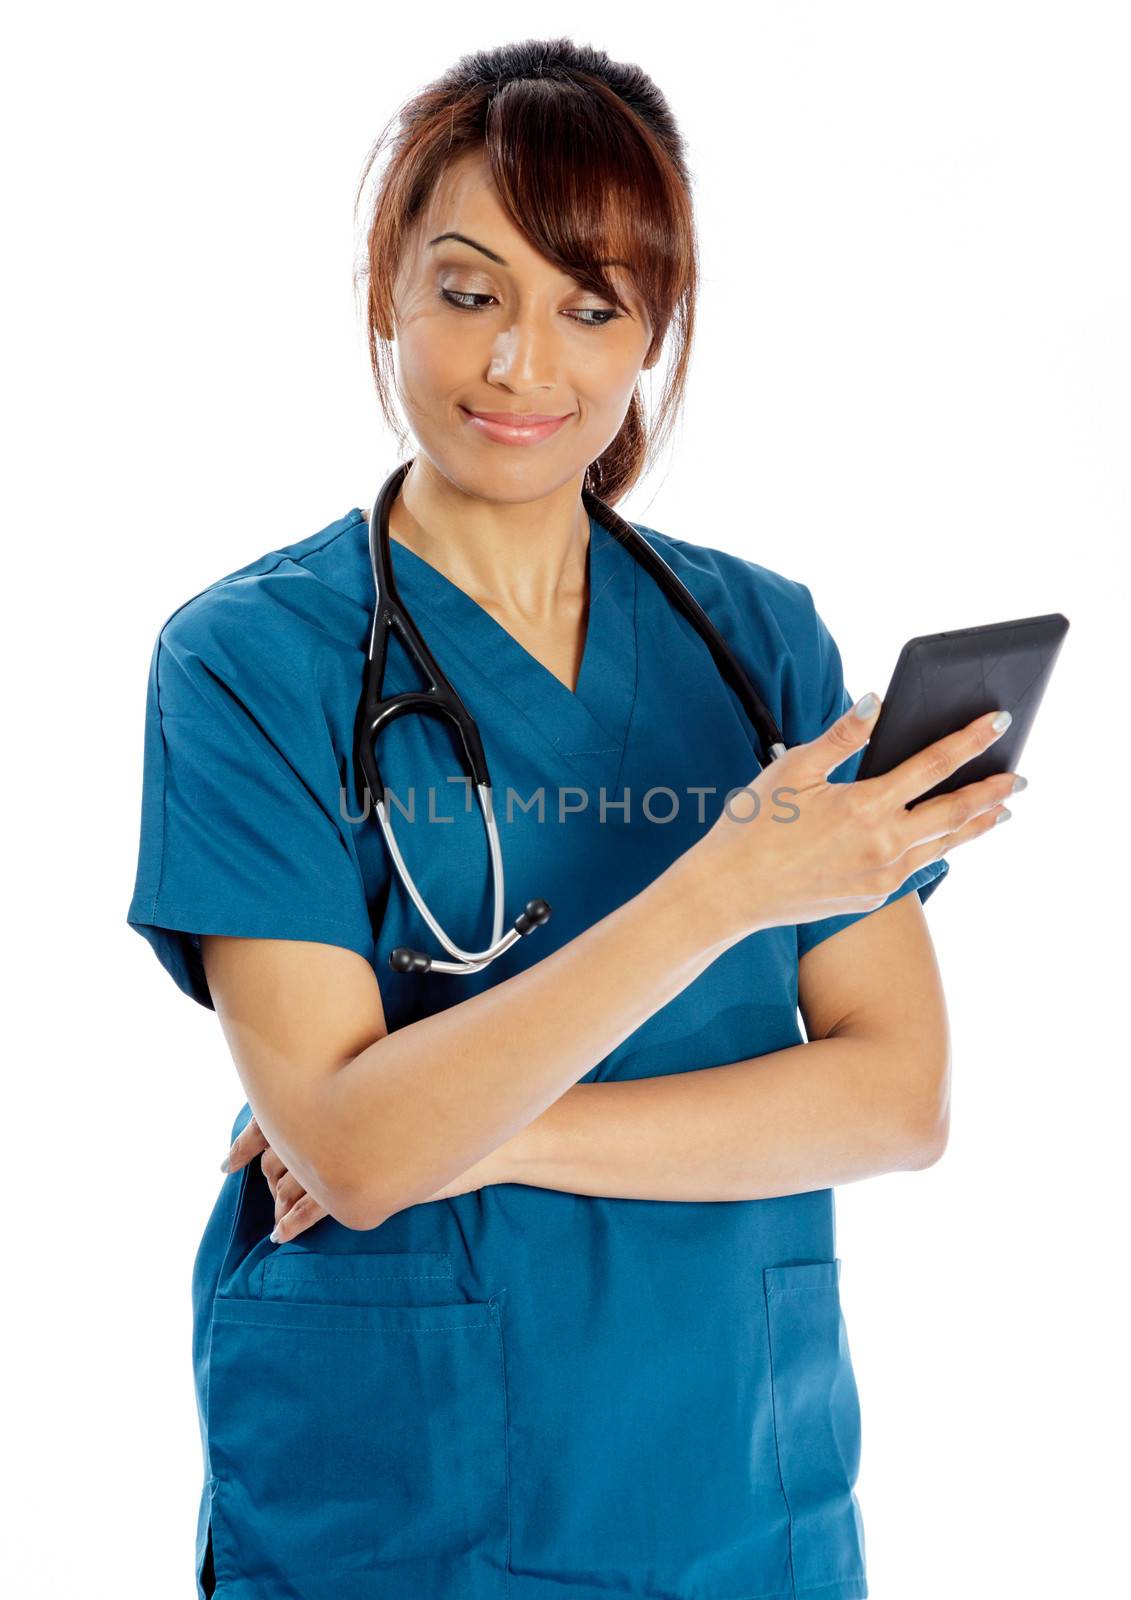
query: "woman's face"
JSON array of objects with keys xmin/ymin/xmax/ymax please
[{"xmin": 390, "ymin": 149, "xmax": 656, "ymax": 503}]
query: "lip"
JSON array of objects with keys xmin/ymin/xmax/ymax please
[{"xmin": 461, "ymin": 406, "xmax": 573, "ymax": 445}]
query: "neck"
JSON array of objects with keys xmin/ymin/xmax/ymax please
[{"xmin": 381, "ymin": 456, "xmax": 592, "ymax": 617}]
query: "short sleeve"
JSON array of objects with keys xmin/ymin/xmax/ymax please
[
  {"xmin": 791, "ymin": 587, "xmax": 949, "ymax": 962},
  {"xmin": 126, "ymin": 612, "xmax": 378, "ymax": 1009}
]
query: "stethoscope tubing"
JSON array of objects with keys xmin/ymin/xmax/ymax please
[{"xmin": 355, "ymin": 459, "xmax": 787, "ymax": 976}]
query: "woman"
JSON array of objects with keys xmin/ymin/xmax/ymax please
[{"xmin": 126, "ymin": 37, "xmax": 1020, "ymax": 1600}]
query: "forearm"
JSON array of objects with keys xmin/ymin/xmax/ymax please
[
  {"xmin": 502, "ymin": 1032, "xmax": 943, "ymax": 1203},
  {"xmin": 327, "ymin": 846, "xmax": 746, "ymax": 1228}
]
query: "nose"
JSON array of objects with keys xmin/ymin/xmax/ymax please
[{"xmin": 486, "ymin": 308, "xmax": 560, "ymax": 393}]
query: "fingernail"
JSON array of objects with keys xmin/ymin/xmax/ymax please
[
  {"xmin": 269, "ymin": 1228, "xmax": 280, "ymax": 1244},
  {"xmin": 991, "ymin": 709, "xmax": 1012, "ymax": 734},
  {"xmin": 1010, "ymin": 774, "xmax": 1028, "ymax": 794},
  {"xmin": 996, "ymin": 807, "xmax": 1012, "ymax": 825},
  {"xmin": 219, "ymin": 1155, "xmax": 231, "ymax": 1172},
  {"xmin": 853, "ymin": 692, "xmax": 879, "ymax": 719}
]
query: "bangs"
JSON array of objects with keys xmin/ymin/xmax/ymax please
[{"xmin": 481, "ymin": 76, "xmax": 689, "ymax": 324}]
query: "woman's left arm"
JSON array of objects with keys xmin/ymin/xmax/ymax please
[
  {"xmin": 258, "ymin": 892, "xmax": 948, "ymax": 1232},
  {"xmin": 499, "ymin": 890, "xmax": 950, "ymax": 1203}
]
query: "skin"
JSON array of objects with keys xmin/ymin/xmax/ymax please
[
  {"xmin": 207, "ymin": 148, "xmax": 1023, "ymax": 1238},
  {"xmin": 383, "ymin": 146, "xmax": 658, "ymax": 690}
]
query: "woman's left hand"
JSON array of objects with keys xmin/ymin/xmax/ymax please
[{"xmin": 220, "ymin": 1116, "xmax": 507, "ymax": 1243}]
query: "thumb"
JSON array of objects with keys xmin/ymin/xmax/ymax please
[
  {"xmin": 813, "ymin": 691, "xmax": 881, "ymax": 778},
  {"xmin": 221, "ymin": 1114, "xmax": 268, "ymax": 1174}
]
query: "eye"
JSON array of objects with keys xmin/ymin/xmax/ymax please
[
  {"xmin": 571, "ymin": 307, "xmax": 624, "ymax": 329},
  {"xmin": 438, "ymin": 288, "xmax": 623, "ymax": 328},
  {"xmin": 439, "ymin": 289, "xmax": 494, "ymax": 313}
]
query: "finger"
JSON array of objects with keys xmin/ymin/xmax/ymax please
[
  {"xmin": 221, "ymin": 1115, "xmax": 268, "ymax": 1174},
  {"xmin": 868, "ymin": 797, "xmax": 1009, "ymax": 906},
  {"xmin": 274, "ymin": 1170, "xmax": 306, "ymax": 1221},
  {"xmin": 882, "ymin": 707, "xmax": 1012, "ymax": 810},
  {"xmin": 270, "ymin": 1192, "xmax": 328, "ymax": 1245},
  {"xmin": 906, "ymin": 795, "xmax": 1012, "ymax": 874},
  {"xmin": 261, "ymin": 1147, "xmax": 287, "ymax": 1195},
  {"xmin": 809, "ymin": 692, "xmax": 882, "ymax": 780},
  {"xmin": 898, "ymin": 766, "xmax": 1020, "ymax": 849}
]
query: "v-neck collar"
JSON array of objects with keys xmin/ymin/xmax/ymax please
[{"xmin": 349, "ymin": 506, "xmax": 639, "ymax": 787}]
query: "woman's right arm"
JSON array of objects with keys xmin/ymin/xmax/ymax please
[
  {"xmin": 201, "ymin": 697, "xmax": 1014, "ymax": 1230},
  {"xmin": 201, "ymin": 843, "xmax": 738, "ymax": 1231}
]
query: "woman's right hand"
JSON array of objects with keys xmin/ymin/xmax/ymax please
[{"xmin": 695, "ymin": 695, "xmax": 1020, "ymax": 942}]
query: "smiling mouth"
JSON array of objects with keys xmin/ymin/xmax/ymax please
[
  {"xmin": 459, "ymin": 407, "xmax": 575, "ymax": 445},
  {"xmin": 463, "ymin": 408, "xmax": 572, "ymax": 424}
]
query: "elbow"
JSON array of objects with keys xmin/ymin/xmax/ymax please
[
  {"xmin": 901, "ymin": 1116, "xmax": 949, "ymax": 1170},
  {"xmin": 891, "ymin": 1036, "xmax": 951, "ymax": 1170},
  {"xmin": 329, "ymin": 1192, "xmax": 389, "ymax": 1232},
  {"xmin": 895, "ymin": 1099, "xmax": 950, "ymax": 1170},
  {"xmin": 305, "ymin": 1063, "xmax": 399, "ymax": 1232},
  {"xmin": 322, "ymin": 1169, "xmax": 393, "ymax": 1233},
  {"xmin": 281, "ymin": 1142, "xmax": 390, "ymax": 1235},
  {"xmin": 308, "ymin": 1051, "xmax": 462, "ymax": 1231},
  {"xmin": 275, "ymin": 1161, "xmax": 384, "ymax": 1234}
]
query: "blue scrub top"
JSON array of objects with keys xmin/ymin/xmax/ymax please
[{"xmin": 127, "ymin": 502, "xmax": 947, "ymax": 1600}]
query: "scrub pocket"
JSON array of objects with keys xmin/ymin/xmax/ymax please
[
  {"xmin": 205, "ymin": 1252, "xmax": 510, "ymax": 1600},
  {"xmin": 763, "ymin": 1260, "xmax": 868, "ymax": 1596}
]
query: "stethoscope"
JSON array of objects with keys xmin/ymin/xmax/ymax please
[{"xmin": 354, "ymin": 459, "xmax": 788, "ymax": 976}]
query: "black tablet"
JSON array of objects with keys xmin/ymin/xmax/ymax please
[{"xmin": 854, "ymin": 612, "xmax": 1070, "ymax": 807}]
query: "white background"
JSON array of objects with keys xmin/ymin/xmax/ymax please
[{"xmin": 5, "ymin": 2, "xmax": 1127, "ymax": 1594}]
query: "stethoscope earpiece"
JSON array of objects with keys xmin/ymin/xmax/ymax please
[
  {"xmin": 389, "ymin": 899, "xmax": 553, "ymax": 977},
  {"xmin": 514, "ymin": 898, "xmax": 553, "ymax": 935}
]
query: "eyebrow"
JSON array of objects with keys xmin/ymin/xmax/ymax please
[{"xmin": 427, "ymin": 231, "xmax": 630, "ymax": 271}]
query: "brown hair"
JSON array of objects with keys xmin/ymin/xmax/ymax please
[{"xmin": 353, "ymin": 37, "xmax": 699, "ymax": 505}]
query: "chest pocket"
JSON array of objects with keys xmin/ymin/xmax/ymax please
[{"xmin": 205, "ymin": 1249, "xmax": 511, "ymax": 1600}]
